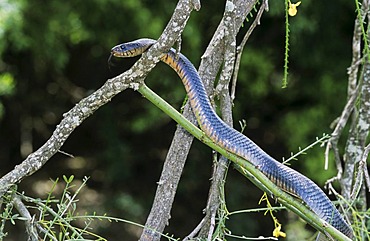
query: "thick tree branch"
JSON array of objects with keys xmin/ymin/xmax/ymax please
[
  {"xmin": 196, "ymin": 1, "xmax": 238, "ymax": 238},
  {"xmin": 141, "ymin": 1, "xmax": 259, "ymax": 241},
  {"xmin": 0, "ymin": 0, "xmax": 196, "ymax": 199},
  {"xmin": 137, "ymin": 1, "xmax": 201, "ymax": 241},
  {"xmin": 0, "ymin": 75, "xmax": 133, "ymax": 197},
  {"xmin": 341, "ymin": 3, "xmax": 370, "ymax": 201},
  {"xmin": 325, "ymin": 0, "xmax": 369, "ymax": 191},
  {"xmin": 324, "ymin": 2, "xmax": 370, "ymax": 239},
  {"xmin": 342, "ymin": 62, "xmax": 370, "ymax": 212}
]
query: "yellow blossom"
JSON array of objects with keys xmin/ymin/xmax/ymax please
[
  {"xmin": 273, "ymin": 223, "xmax": 287, "ymax": 238},
  {"xmin": 288, "ymin": 0, "xmax": 301, "ymax": 16}
]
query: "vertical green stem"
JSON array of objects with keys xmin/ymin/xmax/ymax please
[{"xmin": 282, "ymin": 0, "xmax": 290, "ymax": 88}]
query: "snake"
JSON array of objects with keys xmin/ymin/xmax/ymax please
[{"xmin": 110, "ymin": 38, "xmax": 353, "ymax": 239}]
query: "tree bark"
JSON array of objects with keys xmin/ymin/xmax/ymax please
[
  {"xmin": 139, "ymin": 1, "xmax": 261, "ymax": 240},
  {"xmin": 325, "ymin": 0, "xmax": 370, "ymax": 239}
]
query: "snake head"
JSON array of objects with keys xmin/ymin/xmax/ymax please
[
  {"xmin": 108, "ymin": 38, "xmax": 157, "ymax": 70},
  {"xmin": 110, "ymin": 43, "xmax": 138, "ymax": 58},
  {"xmin": 110, "ymin": 38, "xmax": 156, "ymax": 58}
]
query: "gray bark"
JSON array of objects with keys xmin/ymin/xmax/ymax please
[{"xmin": 139, "ymin": 1, "xmax": 262, "ymax": 240}]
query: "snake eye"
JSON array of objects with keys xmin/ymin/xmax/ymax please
[{"xmin": 119, "ymin": 45, "xmax": 127, "ymax": 52}]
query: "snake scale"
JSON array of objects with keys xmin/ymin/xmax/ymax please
[{"xmin": 110, "ymin": 38, "xmax": 353, "ymax": 239}]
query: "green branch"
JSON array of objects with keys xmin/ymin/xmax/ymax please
[
  {"xmin": 138, "ymin": 83, "xmax": 351, "ymax": 241},
  {"xmin": 282, "ymin": 0, "xmax": 290, "ymax": 88}
]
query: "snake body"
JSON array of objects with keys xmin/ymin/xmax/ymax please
[{"xmin": 111, "ymin": 38, "xmax": 353, "ymax": 239}]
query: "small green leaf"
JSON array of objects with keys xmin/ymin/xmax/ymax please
[
  {"xmin": 68, "ymin": 175, "xmax": 74, "ymax": 183},
  {"xmin": 63, "ymin": 175, "xmax": 74, "ymax": 183},
  {"xmin": 63, "ymin": 175, "xmax": 69, "ymax": 183}
]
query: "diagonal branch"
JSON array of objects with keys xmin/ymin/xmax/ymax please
[
  {"xmin": 141, "ymin": 1, "xmax": 259, "ymax": 241},
  {"xmin": 0, "ymin": 74, "xmax": 135, "ymax": 198},
  {"xmin": 0, "ymin": 0, "xmax": 197, "ymax": 199},
  {"xmin": 231, "ymin": 0, "xmax": 268, "ymax": 102},
  {"xmin": 138, "ymin": 84, "xmax": 352, "ymax": 241},
  {"xmin": 12, "ymin": 194, "xmax": 38, "ymax": 241}
]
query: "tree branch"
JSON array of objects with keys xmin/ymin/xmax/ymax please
[
  {"xmin": 12, "ymin": 194, "xmax": 38, "ymax": 241},
  {"xmin": 231, "ymin": 0, "xmax": 268, "ymax": 102},
  {"xmin": 0, "ymin": 0, "xmax": 196, "ymax": 199},
  {"xmin": 140, "ymin": 1, "xmax": 259, "ymax": 240},
  {"xmin": 342, "ymin": 62, "xmax": 370, "ymax": 202},
  {"xmin": 196, "ymin": 0, "xmax": 238, "ymax": 238},
  {"xmin": 179, "ymin": 0, "xmax": 262, "ymax": 239},
  {"xmin": 341, "ymin": 7, "xmax": 370, "ymax": 201},
  {"xmin": 0, "ymin": 76, "xmax": 132, "ymax": 197},
  {"xmin": 137, "ymin": 84, "xmax": 351, "ymax": 241},
  {"xmin": 325, "ymin": 0, "xmax": 369, "ymax": 190},
  {"xmin": 137, "ymin": 1, "xmax": 202, "ymax": 241}
]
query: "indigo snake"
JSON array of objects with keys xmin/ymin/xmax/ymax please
[{"xmin": 110, "ymin": 38, "xmax": 353, "ymax": 239}]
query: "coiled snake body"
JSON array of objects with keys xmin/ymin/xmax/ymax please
[{"xmin": 111, "ymin": 38, "xmax": 353, "ymax": 239}]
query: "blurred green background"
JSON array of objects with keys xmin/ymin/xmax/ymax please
[{"xmin": 0, "ymin": 0, "xmax": 361, "ymax": 240}]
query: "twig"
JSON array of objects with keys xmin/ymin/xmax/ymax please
[
  {"xmin": 326, "ymin": 183, "xmax": 353, "ymax": 228},
  {"xmin": 283, "ymin": 134, "xmax": 330, "ymax": 165},
  {"xmin": 57, "ymin": 150, "xmax": 75, "ymax": 158},
  {"xmin": 12, "ymin": 194, "xmax": 38, "ymax": 241},
  {"xmin": 362, "ymin": 144, "xmax": 370, "ymax": 190},
  {"xmin": 231, "ymin": 0, "xmax": 268, "ymax": 102},
  {"xmin": 34, "ymin": 223, "xmax": 58, "ymax": 241},
  {"xmin": 208, "ymin": 211, "xmax": 216, "ymax": 241},
  {"xmin": 12, "ymin": 193, "xmax": 58, "ymax": 241},
  {"xmin": 191, "ymin": 0, "xmax": 201, "ymax": 11},
  {"xmin": 325, "ymin": 84, "xmax": 360, "ymax": 181},
  {"xmin": 225, "ymin": 232, "xmax": 278, "ymax": 240},
  {"xmin": 350, "ymin": 143, "xmax": 370, "ymax": 199},
  {"xmin": 183, "ymin": 218, "xmax": 206, "ymax": 240}
]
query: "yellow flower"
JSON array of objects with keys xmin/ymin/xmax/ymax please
[
  {"xmin": 288, "ymin": 0, "xmax": 301, "ymax": 16},
  {"xmin": 273, "ymin": 223, "xmax": 287, "ymax": 238}
]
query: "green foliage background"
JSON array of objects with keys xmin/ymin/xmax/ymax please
[{"xmin": 0, "ymin": 0, "xmax": 359, "ymax": 240}]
